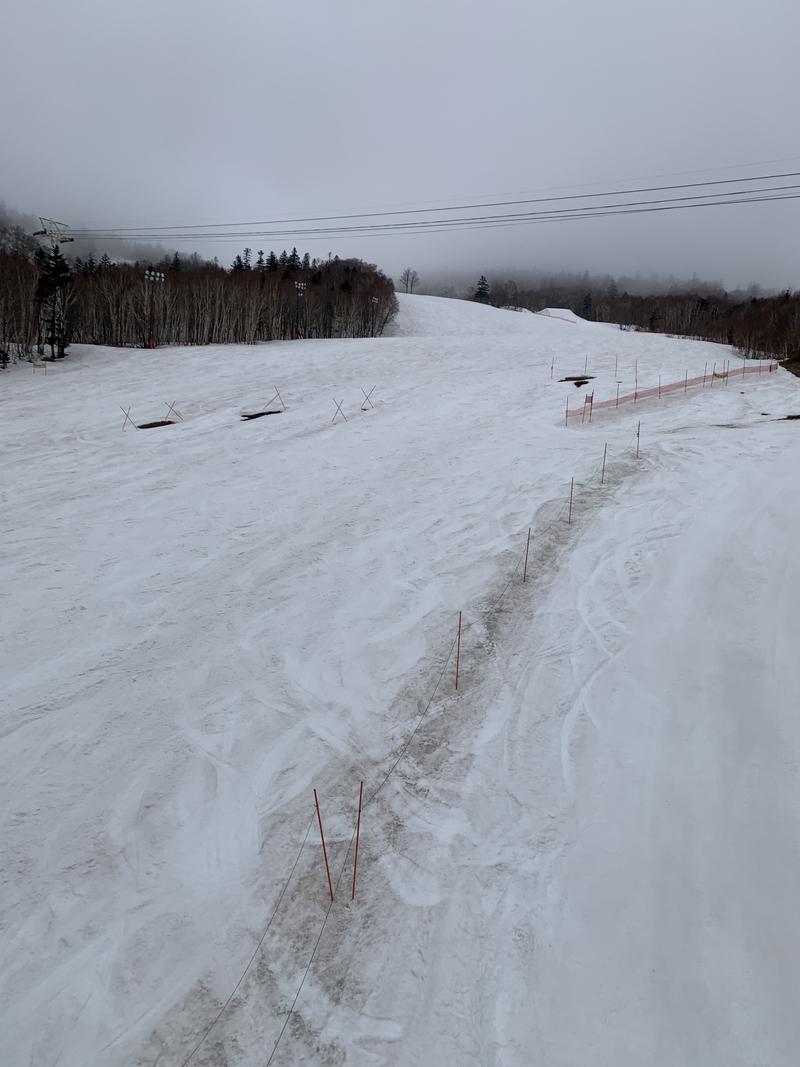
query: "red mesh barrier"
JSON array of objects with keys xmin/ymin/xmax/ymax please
[{"xmin": 565, "ymin": 361, "xmax": 778, "ymax": 423}]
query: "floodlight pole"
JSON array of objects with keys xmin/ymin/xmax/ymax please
[
  {"xmin": 144, "ymin": 269, "xmax": 165, "ymax": 348},
  {"xmin": 294, "ymin": 280, "xmax": 306, "ymax": 339}
]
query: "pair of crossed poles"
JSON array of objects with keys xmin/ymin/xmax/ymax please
[
  {"xmin": 120, "ymin": 401, "xmax": 183, "ymax": 430},
  {"xmin": 332, "ymin": 386, "xmax": 376, "ymax": 424},
  {"xmin": 264, "ymin": 387, "xmax": 285, "ymax": 412}
]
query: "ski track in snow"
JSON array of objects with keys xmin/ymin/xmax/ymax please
[{"xmin": 1, "ymin": 294, "xmax": 798, "ymax": 1066}]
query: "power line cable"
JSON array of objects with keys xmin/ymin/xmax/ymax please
[
  {"xmin": 73, "ymin": 190, "xmax": 800, "ymax": 244},
  {"xmin": 70, "ymin": 169, "xmax": 800, "ymax": 235}
]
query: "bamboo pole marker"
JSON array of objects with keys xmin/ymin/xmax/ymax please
[
  {"xmin": 565, "ymin": 396, "xmax": 569, "ymax": 426},
  {"xmin": 601, "ymin": 442, "xmax": 608, "ymax": 485},
  {"xmin": 584, "ymin": 353, "xmax": 588, "ymax": 374},
  {"xmin": 120, "ymin": 405, "xmax": 135, "ymax": 432},
  {"xmin": 568, "ymin": 477, "xmax": 574, "ymax": 525},
  {"xmin": 313, "ymin": 789, "xmax": 334, "ymax": 902},
  {"xmin": 710, "ymin": 361, "xmax": 717, "ymax": 389},
  {"xmin": 351, "ymin": 781, "xmax": 364, "ymax": 901},
  {"xmin": 636, "ymin": 421, "xmax": 641, "ymax": 459},
  {"xmin": 658, "ymin": 374, "xmax": 662, "ymax": 398},
  {"xmin": 332, "ymin": 398, "xmax": 347, "ymax": 423},
  {"xmin": 614, "ymin": 354, "xmax": 618, "ymax": 378},
  {"xmin": 454, "ymin": 611, "xmax": 462, "ymax": 690},
  {"xmin": 703, "ymin": 362, "xmax": 708, "ymax": 387},
  {"xmin": 523, "ymin": 528, "xmax": 531, "ymax": 583},
  {"xmin": 615, "ymin": 382, "xmax": 620, "ymax": 408},
  {"xmin": 634, "ymin": 360, "xmax": 638, "ymax": 402},
  {"xmin": 684, "ymin": 370, "xmax": 688, "ymax": 393},
  {"xmin": 550, "ymin": 356, "xmax": 554, "ymax": 379}
]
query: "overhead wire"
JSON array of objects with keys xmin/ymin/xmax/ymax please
[{"xmin": 69, "ymin": 169, "xmax": 800, "ymax": 237}]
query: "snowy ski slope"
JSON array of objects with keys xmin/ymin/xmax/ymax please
[{"xmin": 1, "ymin": 294, "xmax": 799, "ymax": 1066}]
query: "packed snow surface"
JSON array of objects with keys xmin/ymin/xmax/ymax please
[{"xmin": 2, "ymin": 293, "xmax": 799, "ymax": 1066}]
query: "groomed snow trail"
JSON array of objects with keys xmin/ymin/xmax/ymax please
[{"xmin": 1, "ymin": 295, "xmax": 798, "ymax": 1066}]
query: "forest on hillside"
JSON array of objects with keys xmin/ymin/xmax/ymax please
[
  {"xmin": 474, "ymin": 273, "xmax": 800, "ymax": 364},
  {"xmin": 0, "ymin": 214, "xmax": 397, "ymax": 365}
]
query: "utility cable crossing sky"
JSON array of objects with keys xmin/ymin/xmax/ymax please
[{"xmin": 66, "ymin": 169, "xmax": 800, "ymax": 243}]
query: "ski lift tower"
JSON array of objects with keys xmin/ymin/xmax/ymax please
[{"xmin": 32, "ymin": 217, "xmax": 75, "ymax": 250}]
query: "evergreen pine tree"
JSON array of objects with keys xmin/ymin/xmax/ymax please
[
  {"xmin": 256, "ymin": 250, "xmax": 265, "ymax": 271},
  {"xmin": 474, "ymin": 275, "xmax": 490, "ymax": 303},
  {"xmin": 302, "ymin": 252, "xmax": 311, "ymax": 270},
  {"xmin": 266, "ymin": 251, "xmax": 278, "ymax": 272},
  {"xmin": 582, "ymin": 292, "xmax": 593, "ymax": 319},
  {"xmin": 35, "ymin": 245, "xmax": 73, "ymax": 358}
]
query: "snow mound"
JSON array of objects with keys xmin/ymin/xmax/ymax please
[
  {"xmin": 386, "ymin": 293, "xmax": 543, "ymax": 338},
  {"xmin": 536, "ymin": 307, "xmax": 585, "ymax": 324}
]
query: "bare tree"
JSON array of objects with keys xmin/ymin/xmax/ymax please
[{"xmin": 399, "ymin": 268, "xmax": 419, "ymax": 294}]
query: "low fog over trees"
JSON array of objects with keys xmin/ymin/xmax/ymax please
[{"xmin": 445, "ymin": 269, "xmax": 800, "ymax": 365}]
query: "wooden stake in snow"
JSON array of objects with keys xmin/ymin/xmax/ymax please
[
  {"xmin": 313, "ymin": 788, "xmax": 334, "ymax": 902},
  {"xmin": 634, "ymin": 360, "xmax": 638, "ymax": 403},
  {"xmin": 710, "ymin": 361, "xmax": 716, "ymax": 389},
  {"xmin": 550, "ymin": 356, "xmax": 554, "ymax": 380},
  {"xmin": 568, "ymin": 477, "xmax": 574, "ymax": 525},
  {"xmin": 584, "ymin": 353, "xmax": 588, "ymax": 374},
  {"xmin": 454, "ymin": 611, "xmax": 462, "ymax": 691},
  {"xmin": 684, "ymin": 370, "xmax": 688, "ymax": 393},
  {"xmin": 616, "ymin": 382, "xmax": 620, "ymax": 408},
  {"xmin": 351, "ymin": 780, "xmax": 364, "ymax": 901},
  {"xmin": 702, "ymin": 362, "xmax": 708, "ymax": 387},
  {"xmin": 523, "ymin": 528, "xmax": 531, "ymax": 583},
  {"xmin": 601, "ymin": 443, "xmax": 608, "ymax": 485},
  {"xmin": 565, "ymin": 396, "xmax": 570, "ymax": 426},
  {"xmin": 658, "ymin": 374, "xmax": 662, "ymax": 398},
  {"xmin": 636, "ymin": 420, "xmax": 641, "ymax": 459}
]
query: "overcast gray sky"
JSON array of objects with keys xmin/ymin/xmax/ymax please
[{"xmin": 3, "ymin": 0, "xmax": 799, "ymax": 289}]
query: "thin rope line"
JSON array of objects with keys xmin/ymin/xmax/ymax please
[
  {"xmin": 265, "ymin": 824, "xmax": 359, "ymax": 1066},
  {"xmin": 182, "ymin": 492, "xmax": 584, "ymax": 1065},
  {"xmin": 180, "ymin": 813, "xmax": 315, "ymax": 1067},
  {"xmin": 366, "ymin": 633, "xmax": 458, "ymax": 807}
]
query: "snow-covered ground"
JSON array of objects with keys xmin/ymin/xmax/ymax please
[{"xmin": 2, "ymin": 294, "xmax": 799, "ymax": 1066}]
